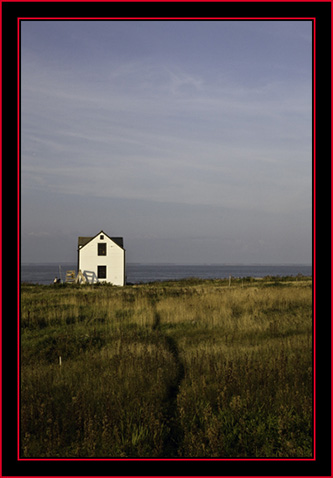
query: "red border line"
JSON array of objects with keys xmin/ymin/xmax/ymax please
[
  {"xmin": 17, "ymin": 15, "xmax": 21, "ymax": 465},
  {"xmin": 0, "ymin": 1, "xmax": 2, "ymax": 476},
  {"xmin": 18, "ymin": 457, "xmax": 315, "ymax": 462},
  {"xmin": 5, "ymin": 0, "xmax": 332, "ymax": 2},
  {"xmin": 331, "ymin": 1, "xmax": 333, "ymax": 473},
  {"xmin": 18, "ymin": 16, "xmax": 317, "ymax": 19},
  {"xmin": 17, "ymin": 16, "xmax": 316, "ymax": 464},
  {"xmin": 312, "ymin": 15, "xmax": 316, "ymax": 466}
]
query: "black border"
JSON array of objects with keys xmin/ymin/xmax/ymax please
[{"xmin": 2, "ymin": 1, "xmax": 331, "ymax": 476}]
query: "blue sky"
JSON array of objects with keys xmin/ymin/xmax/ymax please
[{"xmin": 21, "ymin": 20, "xmax": 312, "ymax": 264}]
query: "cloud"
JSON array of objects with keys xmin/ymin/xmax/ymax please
[
  {"xmin": 27, "ymin": 231, "xmax": 51, "ymax": 237},
  {"xmin": 20, "ymin": 20, "xmax": 312, "ymax": 265},
  {"xmin": 21, "ymin": 34, "xmax": 311, "ymax": 211}
]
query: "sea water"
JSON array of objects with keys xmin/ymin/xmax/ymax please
[{"xmin": 21, "ymin": 263, "xmax": 312, "ymax": 285}]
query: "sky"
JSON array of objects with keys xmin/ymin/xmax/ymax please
[{"xmin": 21, "ymin": 20, "xmax": 312, "ymax": 265}]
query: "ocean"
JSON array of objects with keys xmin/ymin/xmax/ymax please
[{"xmin": 21, "ymin": 263, "xmax": 312, "ymax": 285}]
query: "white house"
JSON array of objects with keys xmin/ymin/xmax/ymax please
[{"xmin": 77, "ymin": 231, "xmax": 125, "ymax": 286}]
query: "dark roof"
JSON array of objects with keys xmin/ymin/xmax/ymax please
[
  {"xmin": 78, "ymin": 236, "xmax": 93, "ymax": 248},
  {"xmin": 109, "ymin": 237, "xmax": 124, "ymax": 248},
  {"xmin": 78, "ymin": 231, "xmax": 124, "ymax": 249}
]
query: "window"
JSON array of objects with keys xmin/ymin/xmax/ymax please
[
  {"xmin": 98, "ymin": 243, "xmax": 107, "ymax": 256},
  {"xmin": 100, "ymin": 235, "xmax": 104, "ymax": 240},
  {"xmin": 98, "ymin": 266, "xmax": 107, "ymax": 279}
]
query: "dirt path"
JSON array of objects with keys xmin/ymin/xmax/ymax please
[{"xmin": 152, "ymin": 310, "xmax": 185, "ymax": 457}]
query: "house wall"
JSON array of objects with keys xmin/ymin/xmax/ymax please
[{"xmin": 78, "ymin": 235, "xmax": 125, "ymax": 286}]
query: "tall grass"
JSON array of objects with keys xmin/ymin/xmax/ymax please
[{"xmin": 20, "ymin": 278, "xmax": 313, "ymax": 458}]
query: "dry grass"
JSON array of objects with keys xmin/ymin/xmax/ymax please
[{"xmin": 20, "ymin": 277, "xmax": 313, "ymax": 458}]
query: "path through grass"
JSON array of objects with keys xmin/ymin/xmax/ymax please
[{"xmin": 20, "ymin": 277, "xmax": 313, "ymax": 457}]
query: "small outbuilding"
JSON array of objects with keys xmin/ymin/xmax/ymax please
[{"xmin": 77, "ymin": 230, "xmax": 125, "ymax": 286}]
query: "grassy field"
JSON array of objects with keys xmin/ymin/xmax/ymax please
[{"xmin": 20, "ymin": 276, "xmax": 313, "ymax": 458}]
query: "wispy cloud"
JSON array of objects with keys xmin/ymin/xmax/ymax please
[
  {"xmin": 21, "ymin": 20, "xmax": 312, "ymax": 263},
  {"xmin": 22, "ymin": 58, "xmax": 311, "ymax": 209}
]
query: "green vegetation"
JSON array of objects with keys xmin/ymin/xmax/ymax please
[{"xmin": 20, "ymin": 276, "xmax": 313, "ymax": 458}]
